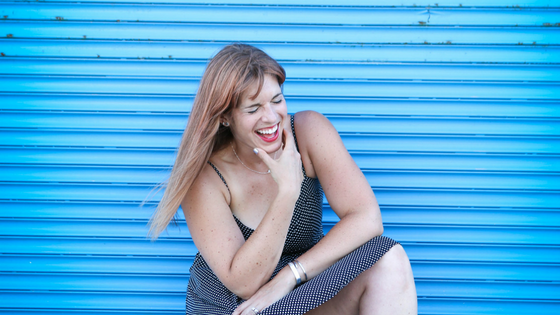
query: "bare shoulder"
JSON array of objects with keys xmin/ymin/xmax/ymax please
[
  {"xmin": 293, "ymin": 110, "xmax": 329, "ymax": 127},
  {"xmin": 294, "ymin": 110, "xmax": 376, "ymax": 219},
  {"xmin": 183, "ymin": 160, "xmax": 230, "ymax": 209},
  {"xmin": 180, "ymin": 160, "xmax": 245, "ymax": 281},
  {"xmin": 181, "ymin": 159, "xmax": 234, "ymax": 241},
  {"xmin": 293, "ymin": 110, "xmax": 339, "ymax": 179}
]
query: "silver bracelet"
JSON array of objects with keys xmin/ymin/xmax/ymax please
[
  {"xmin": 287, "ymin": 261, "xmax": 302, "ymax": 285},
  {"xmin": 294, "ymin": 259, "xmax": 308, "ymax": 282}
]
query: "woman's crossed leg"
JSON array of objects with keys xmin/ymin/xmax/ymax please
[{"xmin": 306, "ymin": 244, "xmax": 417, "ymax": 315}]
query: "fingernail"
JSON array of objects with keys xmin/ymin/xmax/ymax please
[{"xmin": 253, "ymin": 148, "xmax": 259, "ymax": 154}]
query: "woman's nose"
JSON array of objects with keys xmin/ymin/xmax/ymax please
[{"xmin": 261, "ymin": 103, "xmax": 277, "ymax": 122}]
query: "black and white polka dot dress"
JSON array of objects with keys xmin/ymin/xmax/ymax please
[{"xmin": 186, "ymin": 116, "xmax": 398, "ymax": 314}]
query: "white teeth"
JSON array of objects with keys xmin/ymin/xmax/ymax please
[{"xmin": 257, "ymin": 124, "xmax": 278, "ymax": 135}]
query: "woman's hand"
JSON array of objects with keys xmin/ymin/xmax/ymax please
[
  {"xmin": 232, "ymin": 267, "xmax": 296, "ymax": 315},
  {"xmin": 254, "ymin": 126, "xmax": 304, "ymax": 197}
]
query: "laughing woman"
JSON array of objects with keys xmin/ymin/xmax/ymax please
[{"xmin": 148, "ymin": 44, "xmax": 417, "ymax": 315}]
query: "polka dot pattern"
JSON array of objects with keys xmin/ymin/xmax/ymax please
[{"xmin": 186, "ymin": 116, "xmax": 398, "ymax": 314}]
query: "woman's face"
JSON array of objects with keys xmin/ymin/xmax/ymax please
[{"xmin": 227, "ymin": 74, "xmax": 287, "ymax": 155}]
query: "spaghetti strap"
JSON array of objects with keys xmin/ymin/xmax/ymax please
[
  {"xmin": 290, "ymin": 115, "xmax": 307, "ymax": 177},
  {"xmin": 207, "ymin": 161, "xmax": 230, "ymax": 194}
]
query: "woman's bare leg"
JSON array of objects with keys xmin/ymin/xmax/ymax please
[{"xmin": 306, "ymin": 244, "xmax": 417, "ymax": 315}]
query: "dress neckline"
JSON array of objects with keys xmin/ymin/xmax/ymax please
[{"xmin": 232, "ymin": 213, "xmax": 255, "ymax": 232}]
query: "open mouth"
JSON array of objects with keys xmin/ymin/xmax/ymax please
[{"xmin": 255, "ymin": 123, "xmax": 279, "ymax": 142}]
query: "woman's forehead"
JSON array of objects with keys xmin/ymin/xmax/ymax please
[{"xmin": 241, "ymin": 74, "xmax": 281, "ymax": 103}]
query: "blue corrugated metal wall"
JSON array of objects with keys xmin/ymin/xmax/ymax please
[{"xmin": 1, "ymin": 0, "xmax": 559, "ymax": 314}]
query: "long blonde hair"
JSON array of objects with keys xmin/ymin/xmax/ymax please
[{"xmin": 147, "ymin": 43, "xmax": 286, "ymax": 240}]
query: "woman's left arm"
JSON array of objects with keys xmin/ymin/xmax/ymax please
[
  {"xmin": 233, "ymin": 111, "xmax": 383, "ymax": 314},
  {"xmin": 289, "ymin": 110, "xmax": 384, "ymax": 279}
]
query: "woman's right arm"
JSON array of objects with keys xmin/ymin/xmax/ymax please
[{"xmin": 182, "ymin": 128, "xmax": 303, "ymax": 299}]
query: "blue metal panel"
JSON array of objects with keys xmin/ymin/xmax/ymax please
[
  {"xmin": 3, "ymin": 40, "xmax": 559, "ymax": 63},
  {"xmin": 3, "ymin": 113, "xmax": 560, "ymax": 136},
  {"xmin": 2, "ymin": 76, "xmax": 560, "ymax": 99},
  {"xmin": 4, "ymin": 58, "xmax": 560, "ymax": 81},
  {"xmin": 1, "ymin": 1, "xmax": 559, "ymax": 314},
  {"xmin": 3, "ymin": 93, "xmax": 560, "ymax": 118},
  {"xmin": 2, "ymin": 183, "xmax": 559, "ymax": 208},
  {"xmin": 418, "ymin": 298, "xmax": 560, "ymax": 315},
  {"xmin": 0, "ymin": 273, "xmax": 189, "ymax": 292},
  {"xmin": 0, "ymin": 255, "xmax": 193, "ymax": 274},
  {"xmin": 0, "ymin": 237, "xmax": 198, "ymax": 256},
  {"xmin": 2, "ymin": 3, "xmax": 558, "ymax": 26},
  {"xmin": 3, "ymin": 21, "xmax": 560, "ymax": 45},
  {"xmin": 403, "ymin": 243, "xmax": 560, "ymax": 263},
  {"xmin": 0, "ymin": 149, "xmax": 558, "ymax": 173},
  {"xmin": 0, "ymin": 291, "xmax": 184, "ymax": 310},
  {"xmin": 411, "ymin": 261, "xmax": 560, "ymax": 281},
  {"xmin": 3, "ymin": 165, "xmax": 560, "ymax": 191},
  {"xmin": 22, "ymin": 0, "xmax": 559, "ymax": 7},
  {"xmin": 0, "ymin": 311, "xmax": 181, "ymax": 315}
]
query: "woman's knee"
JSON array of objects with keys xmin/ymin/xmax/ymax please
[{"xmin": 369, "ymin": 244, "xmax": 415, "ymax": 287}]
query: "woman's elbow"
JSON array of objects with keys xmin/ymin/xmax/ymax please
[
  {"xmin": 374, "ymin": 222, "xmax": 384, "ymax": 236},
  {"xmin": 367, "ymin": 212, "xmax": 384, "ymax": 237},
  {"xmin": 223, "ymin": 275, "xmax": 260, "ymax": 300},
  {"xmin": 230, "ymin": 285, "xmax": 258, "ymax": 300}
]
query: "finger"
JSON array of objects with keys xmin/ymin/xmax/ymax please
[
  {"xmin": 233, "ymin": 299, "xmax": 250, "ymax": 315},
  {"xmin": 232, "ymin": 304, "xmax": 243, "ymax": 315},
  {"xmin": 253, "ymin": 147, "xmax": 275, "ymax": 169},
  {"xmin": 235, "ymin": 303, "xmax": 257, "ymax": 315},
  {"xmin": 282, "ymin": 125, "xmax": 296, "ymax": 150},
  {"xmin": 246, "ymin": 305, "xmax": 263, "ymax": 315},
  {"xmin": 232, "ymin": 304, "xmax": 246, "ymax": 315}
]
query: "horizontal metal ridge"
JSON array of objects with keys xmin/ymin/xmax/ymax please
[
  {"xmin": 4, "ymin": 201, "xmax": 560, "ymax": 227},
  {"xmin": 0, "ymin": 290, "xmax": 184, "ymax": 311},
  {"xmin": 1, "ymin": 274, "xmax": 559, "ymax": 300},
  {"xmin": 1, "ymin": 3, "xmax": 559, "ymax": 26},
  {"xmin": 2, "ymin": 254, "xmax": 558, "ymax": 281},
  {"xmin": 2, "ymin": 165, "xmax": 559, "ymax": 190},
  {"xmin": 2, "ymin": 93, "xmax": 559, "ymax": 117},
  {"xmin": 2, "ymin": 21, "xmax": 559, "ymax": 45},
  {"xmin": 2, "ymin": 39, "xmax": 558, "ymax": 63},
  {"xmin": 3, "ymin": 73, "xmax": 560, "ymax": 84},
  {"xmin": 1, "ymin": 148, "xmax": 559, "ymax": 172},
  {"xmin": 0, "ymin": 76, "xmax": 558, "ymax": 99},
  {"xmin": 1, "ymin": 236, "xmax": 558, "ymax": 262},
  {"xmin": 3, "ymin": 215, "xmax": 560, "ymax": 246},
  {"xmin": 2, "ymin": 179, "xmax": 560, "ymax": 191},
  {"xmin": 2, "ymin": 130, "xmax": 560, "ymax": 154},
  {"xmin": 17, "ymin": 0, "xmax": 559, "ymax": 8},
  {"xmin": 0, "ymin": 309, "xmax": 180, "ymax": 315},
  {"xmin": 2, "ymin": 212, "xmax": 560, "ymax": 228},
  {"xmin": 3, "ymin": 58, "xmax": 560, "ymax": 82},
  {"xmin": 2, "ymin": 112, "xmax": 560, "ymax": 135},
  {"xmin": 416, "ymin": 297, "xmax": 560, "ymax": 315}
]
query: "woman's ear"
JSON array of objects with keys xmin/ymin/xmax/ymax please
[
  {"xmin": 220, "ymin": 114, "xmax": 230, "ymax": 127},
  {"xmin": 220, "ymin": 111, "xmax": 234, "ymax": 127}
]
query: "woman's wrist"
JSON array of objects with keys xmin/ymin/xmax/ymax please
[
  {"xmin": 276, "ymin": 187, "xmax": 300, "ymax": 205},
  {"xmin": 287, "ymin": 261, "xmax": 302, "ymax": 285},
  {"xmin": 278, "ymin": 265, "xmax": 298, "ymax": 289},
  {"xmin": 294, "ymin": 259, "xmax": 308, "ymax": 282}
]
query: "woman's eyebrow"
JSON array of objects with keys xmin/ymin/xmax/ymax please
[
  {"xmin": 243, "ymin": 102, "xmax": 260, "ymax": 109},
  {"xmin": 243, "ymin": 93, "xmax": 283, "ymax": 108}
]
